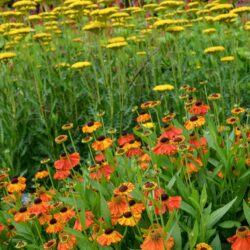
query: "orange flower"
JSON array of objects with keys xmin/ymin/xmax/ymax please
[
  {"xmin": 141, "ymin": 225, "xmax": 174, "ymax": 250},
  {"xmin": 37, "ymin": 189, "xmax": 55, "ymax": 202},
  {"xmin": 118, "ymin": 210, "xmax": 141, "ymax": 226},
  {"xmin": 38, "ymin": 213, "xmax": 52, "ymax": 225},
  {"xmin": 188, "ymin": 101, "xmax": 209, "ymax": 115},
  {"xmin": 196, "ymin": 243, "xmax": 212, "ymax": 250},
  {"xmin": 54, "ymin": 152, "xmax": 80, "ymax": 171},
  {"xmin": 108, "ymin": 195, "xmax": 128, "ymax": 217},
  {"xmin": 7, "ymin": 176, "xmax": 26, "ymax": 193},
  {"xmin": 188, "ymin": 133, "xmax": 207, "ymax": 153},
  {"xmin": 160, "ymin": 123, "xmax": 183, "ymax": 139},
  {"xmin": 113, "ymin": 182, "xmax": 135, "ymax": 196},
  {"xmin": 141, "ymin": 101, "xmax": 161, "ymax": 109},
  {"xmin": 136, "ymin": 112, "xmax": 151, "ymax": 123},
  {"xmin": 28, "ymin": 198, "xmax": 50, "ymax": 215},
  {"xmin": 73, "ymin": 210, "xmax": 94, "ymax": 231},
  {"xmin": 208, "ymin": 93, "xmax": 221, "ymax": 100},
  {"xmin": 227, "ymin": 226, "xmax": 250, "ymax": 250},
  {"xmin": 226, "ymin": 116, "xmax": 239, "ymax": 125},
  {"xmin": 123, "ymin": 140, "xmax": 141, "ymax": 151},
  {"xmin": 43, "ymin": 239, "xmax": 57, "ymax": 249},
  {"xmin": 162, "ymin": 113, "xmax": 176, "ymax": 123},
  {"xmin": 54, "ymin": 207, "xmax": 75, "ymax": 224},
  {"xmin": 92, "ymin": 136, "xmax": 113, "ymax": 151},
  {"xmin": 97, "ymin": 228, "xmax": 123, "ymax": 246},
  {"xmin": 35, "ymin": 170, "xmax": 49, "ymax": 179},
  {"xmin": 231, "ymin": 107, "xmax": 245, "ymax": 115},
  {"xmin": 181, "ymin": 153, "xmax": 203, "ymax": 174},
  {"xmin": 89, "ymin": 163, "xmax": 114, "ymax": 181},
  {"xmin": 57, "ymin": 232, "xmax": 77, "ymax": 250},
  {"xmin": 126, "ymin": 148, "xmax": 144, "ymax": 158},
  {"xmin": 82, "ymin": 121, "xmax": 102, "ymax": 133},
  {"xmin": 184, "ymin": 116, "xmax": 205, "ymax": 130},
  {"xmin": 46, "ymin": 218, "xmax": 64, "ymax": 234},
  {"xmin": 118, "ymin": 133, "xmax": 135, "ymax": 146},
  {"xmin": 128, "ymin": 199, "xmax": 145, "ymax": 214},
  {"xmin": 153, "ymin": 137, "xmax": 177, "ymax": 155},
  {"xmin": 54, "ymin": 170, "xmax": 71, "ymax": 180},
  {"xmin": 14, "ymin": 207, "xmax": 30, "ymax": 223}
]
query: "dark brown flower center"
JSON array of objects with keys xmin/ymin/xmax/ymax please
[
  {"xmin": 160, "ymin": 137, "xmax": 169, "ymax": 143},
  {"xmin": 129, "ymin": 200, "xmax": 136, "ymax": 206},
  {"xmin": 161, "ymin": 193, "xmax": 169, "ymax": 201},
  {"xmin": 173, "ymin": 137, "xmax": 182, "ymax": 142},
  {"xmin": 238, "ymin": 226, "xmax": 247, "ymax": 232},
  {"xmin": 34, "ymin": 198, "xmax": 42, "ymax": 204},
  {"xmin": 50, "ymin": 218, "xmax": 57, "ymax": 225},
  {"xmin": 124, "ymin": 211, "xmax": 132, "ymax": 218},
  {"xmin": 195, "ymin": 101, "xmax": 202, "ymax": 106},
  {"xmin": 97, "ymin": 136, "xmax": 105, "ymax": 141},
  {"xmin": 190, "ymin": 116, "xmax": 198, "ymax": 122},
  {"xmin": 144, "ymin": 182, "xmax": 154, "ymax": 188},
  {"xmin": 119, "ymin": 185, "xmax": 128, "ymax": 192},
  {"xmin": 87, "ymin": 121, "xmax": 94, "ymax": 126},
  {"xmin": 11, "ymin": 178, "xmax": 19, "ymax": 184},
  {"xmin": 46, "ymin": 240, "xmax": 55, "ymax": 247},
  {"xmin": 60, "ymin": 207, "xmax": 68, "ymax": 213},
  {"xmin": 19, "ymin": 207, "xmax": 27, "ymax": 213},
  {"xmin": 8, "ymin": 225, "xmax": 15, "ymax": 230},
  {"xmin": 150, "ymin": 231, "xmax": 161, "ymax": 241},
  {"xmin": 104, "ymin": 228, "xmax": 114, "ymax": 234}
]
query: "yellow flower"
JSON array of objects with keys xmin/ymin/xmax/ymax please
[
  {"xmin": 107, "ymin": 37, "xmax": 125, "ymax": 44},
  {"xmin": 204, "ymin": 46, "xmax": 225, "ymax": 54},
  {"xmin": 166, "ymin": 26, "xmax": 185, "ymax": 33},
  {"xmin": 153, "ymin": 84, "xmax": 174, "ymax": 91},
  {"xmin": 82, "ymin": 21, "xmax": 105, "ymax": 31},
  {"xmin": 202, "ymin": 28, "xmax": 216, "ymax": 34},
  {"xmin": 220, "ymin": 56, "xmax": 235, "ymax": 62},
  {"xmin": 230, "ymin": 6, "xmax": 250, "ymax": 14},
  {"xmin": 213, "ymin": 13, "xmax": 237, "ymax": 22},
  {"xmin": 209, "ymin": 4, "xmax": 233, "ymax": 12},
  {"xmin": 196, "ymin": 243, "xmax": 212, "ymax": 250},
  {"xmin": 0, "ymin": 52, "xmax": 16, "ymax": 61},
  {"xmin": 106, "ymin": 41, "xmax": 128, "ymax": 49},
  {"xmin": 71, "ymin": 61, "xmax": 91, "ymax": 69},
  {"xmin": 142, "ymin": 123, "xmax": 155, "ymax": 129}
]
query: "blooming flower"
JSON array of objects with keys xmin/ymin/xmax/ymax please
[
  {"xmin": 153, "ymin": 84, "xmax": 174, "ymax": 91},
  {"xmin": 92, "ymin": 136, "xmax": 113, "ymax": 151},
  {"xmin": 227, "ymin": 226, "xmax": 250, "ymax": 250},
  {"xmin": 97, "ymin": 228, "xmax": 123, "ymax": 246},
  {"xmin": 141, "ymin": 225, "xmax": 174, "ymax": 250}
]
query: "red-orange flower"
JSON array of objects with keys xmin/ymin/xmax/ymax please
[
  {"xmin": 97, "ymin": 228, "xmax": 123, "ymax": 246},
  {"xmin": 227, "ymin": 226, "xmax": 250, "ymax": 250},
  {"xmin": 160, "ymin": 123, "xmax": 183, "ymax": 139},
  {"xmin": 108, "ymin": 195, "xmax": 128, "ymax": 217},
  {"xmin": 141, "ymin": 225, "xmax": 174, "ymax": 250},
  {"xmin": 118, "ymin": 133, "xmax": 135, "ymax": 146},
  {"xmin": 89, "ymin": 163, "xmax": 114, "ymax": 181},
  {"xmin": 153, "ymin": 137, "xmax": 177, "ymax": 155},
  {"xmin": 92, "ymin": 136, "xmax": 113, "ymax": 151},
  {"xmin": 54, "ymin": 170, "xmax": 71, "ymax": 180},
  {"xmin": 188, "ymin": 101, "xmax": 209, "ymax": 115},
  {"xmin": 73, "ymin": 210, "xmax": 94, "ymax": 231},
  {"xmin": 54, "ymin": 152, "xmax": 80, "ymax": 171},
  {"xmin": 28, "ymin": 198, "xmax": 50, "ymax": 215}
]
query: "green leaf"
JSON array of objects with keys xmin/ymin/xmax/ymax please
[
  {"xmin": 210, "ymin": 234, "xmax": 222, "ymax": 250},
  {"xmin": 243, "ymin": 200, "xmax": 250, "ymax": 226},
  {"xmin": 180, "ymin": 201, "xmax": 198, "ymax": 218},
  {"xmin": 219, "ymin": 220, "xmax": 241, "ymax": 229},
  {"xmin": 100, "ymin": 194, "xmax": 111, "ymax": 227},
  {"xmin": 189, "ymin": 220, "xmax": 199, "ymax": 249},
  {"xmin": 200, "ymin": 185, "xmax": 207, "ymax": 210},
  {"xmin": 172, "ymin": 222, "xmax": 182, "ymax": 250},
  {"xmin": 206, "ymin": 197, "xmax": 237, "ymax": 228}
]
